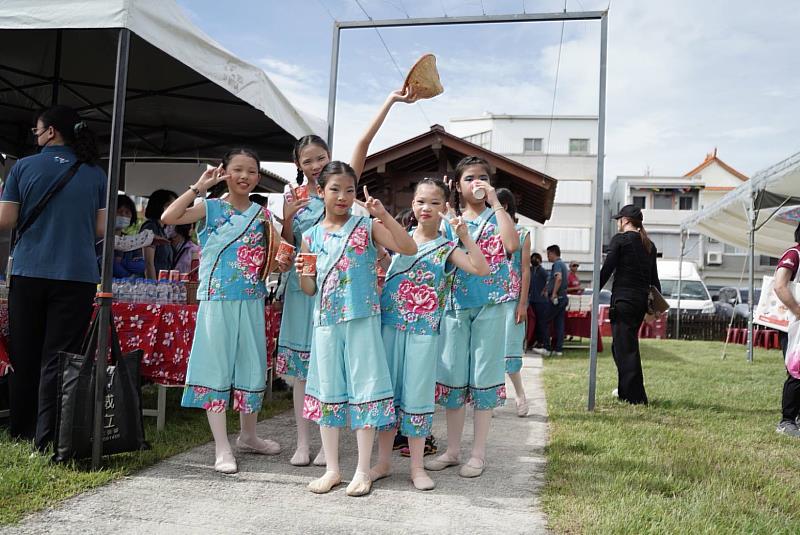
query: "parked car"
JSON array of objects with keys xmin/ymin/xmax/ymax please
[
  {"xmin": 657, "ymin": 260, "xmax": 715, "ymax": 315},
  {"xmin": 583, "ymin": 288, "xmax": 612, "ymax": 305}
]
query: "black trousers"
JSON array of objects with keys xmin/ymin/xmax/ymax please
[
  {"xmin": 779, "ymin": 332, "xmax": 800, "ymax": 422},
  {"xmin": 8, "ymin": 276, "xmax": 95, "ymax": 449},
  {"xmin": 610, "ymin": 291, "xmax": 648, "ymax": 405}
]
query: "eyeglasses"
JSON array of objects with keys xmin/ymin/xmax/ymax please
[{"xmin": 31, "ymin": 127, "xmax": 48, "ymax": 137}]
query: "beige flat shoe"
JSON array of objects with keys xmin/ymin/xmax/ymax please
[
  {"xmin": 236, "ymin": 436, "xmax": 281, "ymax": 455},
  {"xmin": 516, "ymin": 398, "xmax": 529, "ymax": 417},
  {"xmin": 459, "ymin": 458, "xmax": 486, "ymax": 478},
  {"xmin": 346, "ymin": 471, "xmax": 373, "ymax": 497},
  {"xmin": 289, "ymin": 448, "xmax": 311, "ymax": 466},
  {"xmin": 369, "ymin": 463, "xmax": 392, "ymax": 482},
  {"xmin": 214, "ymin": 451, "xmax": 238, "ymax": 474},
  {"xmin": 308, "ymin": 471, "xmax": 342, "ymax": 494},
  {"xmin": 312, "ymin": 449, "xmax": 326, "ymax": 466},
  {"xmin": 424, "ymin": 455, "xmax": 460, "ymax": 471},
  {"xmin": 410, "ymin": 469, "xmax": 436, "ymax": 491}
]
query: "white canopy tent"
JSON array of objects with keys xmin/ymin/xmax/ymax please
[
  {"xmin": 680, "ymin": 150, "xmax": 800, "ymax": 361},
  {"xmin": 0, "ymin": 0, "xmax": 325, "ymax": 468},
  {"xmin": 0, "ymin": 0, "xmax": 325, "ymax": 161}
]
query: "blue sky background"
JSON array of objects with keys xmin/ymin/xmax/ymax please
[{"xmin": 176, "ymin": 0, "xmax": 800, "ymax": 185}]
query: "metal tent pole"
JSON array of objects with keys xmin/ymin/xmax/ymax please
[
  {"xmin": 326, "ymin": 23, "xmax": 341, "ymax": 150},
  {"xmin": 92, "ymin": 28, "xmax": 130, "ymax": 470},
  {"xmin": 587, "ymin": 11, "xmax": 608, "ymax": 412},
  {"xmin": 747, "ymin": 185, "xmax": 756, "ymax": 363}
]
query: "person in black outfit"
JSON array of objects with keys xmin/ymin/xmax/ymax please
[{"xmin": 599, "ymin": 204, "xmax": 660, "ymax": 405}]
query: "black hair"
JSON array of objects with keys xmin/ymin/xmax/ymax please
[
  {"xmin": 317, "ymin": 161, "xmax": 356, "ymax": 190},
  {"xmin": 293, "ymin": 135, "xmax": 330, "ymax": 186},
  {"xmin": 495, "ymin": 188, "xmax": 516, "ymax": 220},
  {"xmin": 175, "ymin": 224, "xmax": 193, "ymax": 241},
  {"xmin": 249, "ymin": 194, "xmax": 267, "ymax": 206},
  {"xmin": 222, "ymin": 147, "xmax": 260, "ymax": 170},
  {"xmin": 623, "ymin": 216, "xmax": 653, "ymax": 254},
  {"xmin": 36, "ymin": 105, "xmax": 99, "ymax": 164},
  {"xmin": 531, "ymin": 252, "xmax": 542, "ymax": 262},
  {"xmin": 406, "ymin": 177, "xmax": 451, "ymax": 230},
  {"xmin": 451, "ymin": 156, "xmax": 492, "ymax": 216},
  {"xmin": 395, "ymin": 208, "xmax": 414, "ymax": 230},
  {"xmin": 116, "ymin": 194, "xmax": 138, "ymax": 227},
  {"xmin": 547, "ymin": 244, "xmax": 561, "ymax": 257},
  {"xmin": 795, "ymin": 222, "xmax": 800, "ymax": 243},
  {"xmin": 145, "ymin": 189, "xmax": 178, "ymax": 221}
]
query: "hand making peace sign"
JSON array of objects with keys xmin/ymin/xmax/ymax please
[{"xmin": 354, "ymin": 186, "xmax": 389, "ymax": 220}]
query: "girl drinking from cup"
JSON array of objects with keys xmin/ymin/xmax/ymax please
[
  {"xmin": 425, "ymin": 156, "xmax": 520, "ymax": 479},
  {"xmin": 278, "ymin": 88, "xmax": 417, "ymax": 467},
  {"xmin": 162, "ymin": 148, "xmax": 287, "ymax": 475},
  {"xmin": 371, "ymin": 178, "xmax": 490, "ymax": 491},
  {"xmin": 295, "ymin": 161, "xmax": 417, "ymax": 497}
]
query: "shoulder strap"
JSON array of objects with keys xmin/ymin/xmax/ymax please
[{"xmin": 12, "ymin": 161, "xmax": 82, "ymax": 251}]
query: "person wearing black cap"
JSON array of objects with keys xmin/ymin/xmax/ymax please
[{"xmin": 598, "ymin": 204, "xmax": 661, "ymax": 405}]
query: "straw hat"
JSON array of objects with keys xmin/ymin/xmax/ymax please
[{"xmin": 403, "ymin": 54, "xmax": 444, "ymax": 100}]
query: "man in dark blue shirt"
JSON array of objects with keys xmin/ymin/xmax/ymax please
[
  {"xmin": 528, "ymin": 252, "xmax": 549, "ymax": 349},
  {"xmin": 534, "ymin": 244, "xmax": 569, "ymax": 356}
]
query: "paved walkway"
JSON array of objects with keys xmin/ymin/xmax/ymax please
[{"xmin": 8, "ymin": 354, "xmax": 549, "ymax": 535}]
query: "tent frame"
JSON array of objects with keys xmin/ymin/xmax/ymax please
[{"xmin": 326, "ymin": 9, "xmax": 609, "ymax": 411}]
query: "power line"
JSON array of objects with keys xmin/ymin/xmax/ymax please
[
  {"xmin": 439, "ymin": 0, "xmax": 448, "ymax": 17},
  {"xmin": 315, "ymin": 0, "xmax": 336, "ymax": 21},
  {"xmin": 383, "ymin": 0, "xmax": 411, "ymax": 18},
  {"xmin": 353, "ymin": 0, "xmax": 434, "ymax": 127},
  {"xmin": 480, "ymin": 0, "xmax": 486, "ymax": 16},
  {"xmin": 544, "ymin": 1, "xmax": 567, "ymax": 172}
]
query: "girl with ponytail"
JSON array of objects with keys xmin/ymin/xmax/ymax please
[{"xmin": 599, "ymin": 204, "xmax": 661, "ymax": 405}]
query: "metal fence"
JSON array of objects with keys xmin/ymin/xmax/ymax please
[{"xmin": 666, "ymin": 314, "xmax": 748, "ymax": 341}]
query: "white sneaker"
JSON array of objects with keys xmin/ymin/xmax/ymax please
[
  {"xmin": 531, "ymin": 347, "xmax": 549, "ymax": 355},
  {"xmin": 552, "ymin": 351, "xmax": 563, "ymax": 357},
  {"xmin": 611, "ymin": 388, "xmax": 619, "ymax": 398}
]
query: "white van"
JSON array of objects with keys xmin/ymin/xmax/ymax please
[{"xmin": 656, "ymin": 260, "xmax": 715, "ymax": 314}]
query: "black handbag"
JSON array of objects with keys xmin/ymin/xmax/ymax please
[{"xmin": 53, "ymin": 312, "xmax": 148, "ymax": 462}]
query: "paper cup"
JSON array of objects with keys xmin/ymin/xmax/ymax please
[
  {"xmin": 276, "ymin": 241, "xmax": 295, "ymax": 264},
  {"xmin": 472, "ymin": 185, "xmax": 486, "ymax": 200},
  {"xmin": 299, "ymin": 253, "xmax": 317, "ymax": 277},
  {"xmin": 294, "ymin": 185, "xmax": 309, "ymax": 201}
]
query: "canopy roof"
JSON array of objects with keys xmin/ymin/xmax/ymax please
[
  {"xmin": 0, "ymin": 0, "xmax": 324, "ymax": 161},
  {"xmin": 680, "ymin": 150, "xmax": 800, "ymax": 257}
]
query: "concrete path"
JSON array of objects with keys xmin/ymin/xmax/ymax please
[{"xmin": 7, "ymin": 354, "xmax": 549, "ymax": 535}]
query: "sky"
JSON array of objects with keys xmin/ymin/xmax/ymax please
[{"xmin": 176, "ymin": 0, "xmax": 800, "ymax": 187}]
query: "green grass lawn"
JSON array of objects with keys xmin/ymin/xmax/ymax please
[
  {"xmin": 0, "ymin": 385, "xmax": 291, "ymax": 525},
  {"xmin": 541, "ymin": 339, "xmax": 800, "ymax": 534}
]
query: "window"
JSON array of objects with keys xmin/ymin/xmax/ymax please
[
  {"xmin": 569, "ymin": 138, "xmax": 589, "ymax": 155},
  {"xmin": 541, "ymin": 227, "xmax": 591, "ymax": 253},
  {"xmin": 679, "ymin": 196, "xmax": 694, "ymax": 210},
  {"xmin": 759, "ymin": 255, "xmax": 780, "ymax": 267},
  {"xmin": 659, "ymin": 280, "xmax": 711, "ymax": 301},
  {"xmin": 631, "ymin": 196, "xmax": 646, "ymax": 209},
  {"xmin": 653, "ymin": 193, "xmax": 672, "ymax": 210},
  {"xmin": 463, "ymin": 130, "xmax": 492, "ymax": 149},
  {"xmin": 523, "ymin": 137, "xmax": 543, "ymax": 153},
  {"xmin": 724, "ymin": 243, "xmax": 746, "ymax": 255},
  {"xmin": 553, "ymin": 180, "xmax": 592, "ymax": 205}
]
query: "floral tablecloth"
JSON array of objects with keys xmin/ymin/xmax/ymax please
[{"xmin": 0, "ymin": 302, "xmax": 281, "ymax": 385}]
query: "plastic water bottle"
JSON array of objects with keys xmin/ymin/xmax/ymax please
[{"xmin": 178, "ymin": 282, "xmax": 188, "ymax": 304}]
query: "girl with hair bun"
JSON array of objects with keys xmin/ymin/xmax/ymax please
[{"xmin": 278, "ymin": 88, "xmax": 417, "ymax": 467}]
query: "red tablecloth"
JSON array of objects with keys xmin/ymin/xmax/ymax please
[
  {"xmin": 565, "ymin": 311, "xmax": 603, "ymax": 352},
  {"xmin": 0, "ymin": 302, "xmax": 281, "ymax": 385}
]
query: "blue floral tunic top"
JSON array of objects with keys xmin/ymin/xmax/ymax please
[
  {"xmin": 506, "ymin": 225, "xmax": 529, "ymax": 301},
  {"xmin": 445, "ymin": 207, "xmax": 518, "ymax": 310},
  {"xmin": 196, "ymin": 199, "xmax": 270, "ymax": 301},
  {"xmin": 303, "ymin": 215, "xmax": 380, "ymax": 326},
  {"xmin": 381, "ymin": 234, "xmax": 456, "ymax": 335}
]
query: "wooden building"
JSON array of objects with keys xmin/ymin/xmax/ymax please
[{"xmin": 359, "ymin": 124, "xmax": 558, "ymax": 223}]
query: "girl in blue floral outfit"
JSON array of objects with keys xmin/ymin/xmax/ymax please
[
  {"xmin": 162, "ymin": 148, "xmax": 288, "ymax": 475},
  {"xmin": 296, "ymin": 161, "xmax": 417, "ymax": 497},
  {"xmin": 496, "ymin": 188, "xmax": 532, "ymax": 417},
  {"xmin": 425, "ymin": 156, "xmax": 520, "ymax": 479},
  {"xmin": 370, "ymin": 178, "xmax": 489, "ymax": 491},
  {"xmin": 278, "ymin": 88, "xmax": 418, "ymax": 468}
]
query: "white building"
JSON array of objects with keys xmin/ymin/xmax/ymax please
[
  {"xmin": 448, "ymin": 114, "xmax": 599, "ymax": 272},
  {"xmin": 605, "ymin": 150, "xmax": 775, "ymax": 289}
]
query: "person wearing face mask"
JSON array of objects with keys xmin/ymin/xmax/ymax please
[
  {"xmin": 0, "ymin": 105, "xmax": 106, "ymax": 449},
  {"xmin": 110, "ymin": 194, "xmax": 145, "ymax": 278},
  {"xmin": 141, "ymin": 189, "xmax": 177, "ymax": 279}
]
